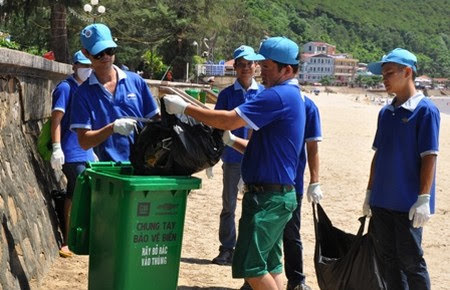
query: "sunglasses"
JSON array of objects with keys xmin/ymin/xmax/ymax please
[
  {"xmin": 92, "ymin": 47, "xmax": 116, "ymax": 60},
  {"xmin": 235, "ymin": 61, "xmax": 254, "ymax": 69}
]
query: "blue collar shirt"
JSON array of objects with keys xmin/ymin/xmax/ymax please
[
  {"xmin": 70, "ymin": 65, "xmax": 159, "ymax": 161},
  {"xmin": 371, "ymin": 92, "xmax": 440, "ymax": 213}
]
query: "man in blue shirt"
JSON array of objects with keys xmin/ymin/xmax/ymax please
[
  {"xmin": 283, "ymin": 96, "xmax": 322, "ymax": 290},
  {"xmin": 164, "ymin": 36, "xmax": 305, "ymax": 290},
  {"xmin": 70, "ymin": 23, "xmax": 159, "ymax": 161},
  {"xmin": 364, "ymin": 48, "xmax": 440, "ymax": 289},
  {"xmin": 211, "ymin": 45, "xmax": 264, "ymax": 266},
  {"xmin": 51, "ymin": 50, "xmax": 95, "ymax": 257}
]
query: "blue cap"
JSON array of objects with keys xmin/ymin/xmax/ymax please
[
  {"xmin": 80, "ymin": 23, "xmax": 117, "ymax": 55},
  {"xmin": 72, "ymin": 50, "xmax": 91, "ymax": 65},
  {"xmin": 246, "ymin": 36, "xmax": 299, "ymax": 65},
  {"xmin": 233, "ymin": 45, "xmax": 257, "ymax": 60},
  {"xmin": 368, "ymin": 48, "xmax": 417, "ymax": 75}
]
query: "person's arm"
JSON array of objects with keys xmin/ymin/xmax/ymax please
[
  {"xmin": 419, "ymin": 154, "xmax": 437, "ymax": 195},
  {"xmin": 407, "ymin": 154, "xmax": 436, "ymax": 227},
  {"xmin": 305, "ymin": 140, "xmax": 323, "ymax": 203},
  {"xmin": 306, "ymin": 141, "xmax": 319, "ymax": 183},
  {"xmin": 367, "ymin": 151, "xmax": 377, "ymax": 190},
  {"xmin": 51, "ymin": 110, "xmax": 64, "ymax": 144},
  {"xmin": 76, "ymin": 125, "xmax": 114, "ymax": 150},
  {"xmin": 362, "ymin": 151, "xmax": 377, "ymax": 216},
  {"xmin": 184, "ymin": 105, "xmax": 247, "ymax": 131},
  {"xmin": 230, "ymin": 138, "xmax": 248, "ymax": 154},
  {"xmin": 50, "ymin": 110, "xmax": 66, "ymax": 170}
]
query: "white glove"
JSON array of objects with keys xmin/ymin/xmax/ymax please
[
  {"xmin": 222, "ymin": 130, "xmax": 237, "ymax": 147},
  {"xmin": 164, "ymin": 94, "xmax": 189, "ymax": 115},
  {"xmin": 205, "ymin": 167, "xmax": 214, "ymax": 179},
  {"xmin": 93, "ymin": 153, "xmax": 99, "ymax": 162},
  {"xmin": 113, "ymin": 118, "xmax": 137, "ymax": 136},
  {"xmin": 50, "ymin": 143, "xmax": 65, "ymax": 170},
  {"xmin": 409, "ymin": 194, "xmax": 431, "ymax": 228},
  {"xmin": 307, "ymin": 183, "xmax": 323, "ymax": 204},
  {"xmin": 362, "ymin": 189, "xmax": 372, "ymax": 217}
]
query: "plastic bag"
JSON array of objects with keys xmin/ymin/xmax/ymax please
[
  {"xmin": 130, "ymin": 101, "xmax": 224, "ymax": 175},
  {"xmin": 313, "ymin": 203, "xmax": 386, "ymax": 290},
  {"xmin": 37, "ymin": 119, "xmax": 52, "ymax": 161}
]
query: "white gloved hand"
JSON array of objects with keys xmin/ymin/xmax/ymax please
[
  {"xmin": 409, "ymin": 194, "xmax": 431, "ymax": 228},
  {"xmin": 93, "ymin": 153, "xmax": 99, "ymax": 162},
  {"xmin": 163, "ymin": 94, "xmax": 189, "ymax": 115},
  {"xmin": 205, "ymin": 167, "xmax": 214, "ymax": 179},
  {"xmin": 362, "ymin": 189, "xmax": 372, "ymax": 217},
  {"xmin": 222, "ymin": 130, "xmax": 237, "ymax": 147},
  {"xmin": 113, "ymin": 118, "xmax": 137, "ymax": 136},
  {"xmin": 50, "ymin": 143, "xmax": 65, "ymax": 170},
  {"xmin": 307, "ymin": 183, "xmax": 323, "ymax": 204}
]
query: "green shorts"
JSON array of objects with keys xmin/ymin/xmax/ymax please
[{"xmin": 232, "ymin": 189, "xmax": 297, "ymax": 278}]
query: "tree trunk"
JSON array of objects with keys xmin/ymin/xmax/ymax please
[{"xmin": 50, "ymin": 3, "xmax": 70, "ymax": 63}]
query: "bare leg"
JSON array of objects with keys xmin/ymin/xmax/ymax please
[
  {"xmin": 271, "ymin": 273, "xmax": 284, "ymax": 290},
  {"xmin": 247, "ymin": 274, "xmax": 279, "ymax": 290},
  {"xmin": 59, "ymin": 197, "xmax": 73, "ymax": 257},
  {"xmin": 63, "ymin": 198, "xmax": 72, "ymax": 245}
]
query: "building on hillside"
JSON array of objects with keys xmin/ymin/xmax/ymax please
[
  {"xmin": 299, "ymin": 42, "xmax": 358, "ymax": 85},
  {"xmin": 299, "ymin": 53, "xmax": 334, "ymax": 83},
  {"xmin": 332, "ymin": 55, "xmax": 359, "ymax": 85},
  {"xmin": 415, "ymin": 75, "xmax": 432, "ymax": 88},
  {"xmin": 432, "ymin": 78, "xmax": 449, "ymax": 89},
  {"xmin": 302, "ymin": 42, "xmax": 336, "ymax": 55}
]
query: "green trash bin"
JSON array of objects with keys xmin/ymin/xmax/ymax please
[
  {"xmin": 212, "ymin": 88, "xmax": 220, "ymax": 94},
  {"xmin": 184, "ymin": 89, "xmax": 199, "ymax": 100},
  {"xmin": 69, "ymin": 162, "xmax": 127, "ymax": 255},
  {"xmin": 69, "ymin": 162, "xmax": 201, "ymax": 290},
  {"xmin": 199, "ymin": 91, "xmax": 207, "ymax": 104}
]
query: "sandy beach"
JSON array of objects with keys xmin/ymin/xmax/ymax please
[{"xmin": 32, "ymin": 91, "xmax": 450, "ymax": 290}]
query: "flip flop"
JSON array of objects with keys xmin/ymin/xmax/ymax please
[{"xmin": 59, "ymin": 246, "xmax": 73, "ymax": 258}]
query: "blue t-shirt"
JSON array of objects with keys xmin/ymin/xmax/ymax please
[
  {"xmin": 294, "ymin": 96, "xmax": 322, "ymax": 195},
  {"xmin": 235, "ymin": 79, "xmax": 305, "ymax": 185},
  {"xmin": 70, "ymin": 66, "xmax": 159, "ymax": 162},
  {"xmin": 52, "ymin": 75, "xmax": 95, "ymax": 163},
  {"xmin": 215, "ymin": 79, "xmax": 264, "ymax": 163},
  {"xmin": 371, "ymin": 93, "xmax": 440, "ymax": 213}
]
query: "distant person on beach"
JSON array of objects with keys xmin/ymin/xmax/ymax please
[
  {"xmin": 283, "ymin": 95, "xmax": 322, "ymax": 290},
  {"xmin": 210, "ymin": 45, "xmax": 264, "ymax": 267},
  {"xmin": 70, "ymin": 23, "xmax": 159, "ymax": 161},
  {"xmin": 164, "ymin": 36, "xmax": 305, "ymax": 290},
  {"xmin": 50, "ymin": 50, "xmax": 95, "ymax": 258},
  {"xmin": 364, "ymin": 48, "xmax": 440, "ymax": 289}
]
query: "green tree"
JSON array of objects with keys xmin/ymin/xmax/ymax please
[
  {"xmin": 320, "ymin": 75, "xmax": 335, "ymax": 85},
  {"xmin": 141, "ymin": 49, "xmax": 168, "ymax": 80},
  {"xmin": 0, "ymin": 0, "xmax": 82, "ymax": 62}
]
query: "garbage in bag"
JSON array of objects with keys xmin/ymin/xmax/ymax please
[
  {"xmin": 130, "ymin": 100, "xmax": 224, "ymax": 175},
  {"xmin": 313, "ymin": 203, "xmax": 386, "ymax": 290}
]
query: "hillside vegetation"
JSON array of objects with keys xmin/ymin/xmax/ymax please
[{"xmin": 1, "ymin": 0, "xmax": 449, "ymax": 78}]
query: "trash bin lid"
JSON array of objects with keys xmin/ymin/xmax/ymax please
[{"xmin": 85, "ymin": 168, "xmax": 202, "ymax": 191}]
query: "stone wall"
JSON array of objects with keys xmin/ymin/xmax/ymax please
[{"xmin": 0, "ymin": 48, "xmax": 70, "ymax": 289}]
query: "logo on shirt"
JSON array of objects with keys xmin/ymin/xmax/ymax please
[
  {"xmin": 127, "ymin": 93, "xmax": 137, "ymax": 99},
  {"xmin": 401, "ymin": 117, "xmax": 409, "ymax": 123}
]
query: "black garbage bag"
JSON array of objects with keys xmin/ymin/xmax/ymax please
[
  {"xmin": 313, "ymin": 203, "xmax": 386, "ymax": 290},
  {"xmin": 130, "ymin": 100, "xmax": 224, "ymax": 175}
]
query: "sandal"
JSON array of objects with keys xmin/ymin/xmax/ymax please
[{"xmin": 59, "ymin": 245, "xmax": 73, "ymax": 258}]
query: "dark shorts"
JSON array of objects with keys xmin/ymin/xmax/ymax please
[
  {"xmin": 232, "ymin": 189, "xmax": 297, "ymax": 278},
  {"xmin": 62, "ymin": 162, "xmax": 87, "ymax": 199}
]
